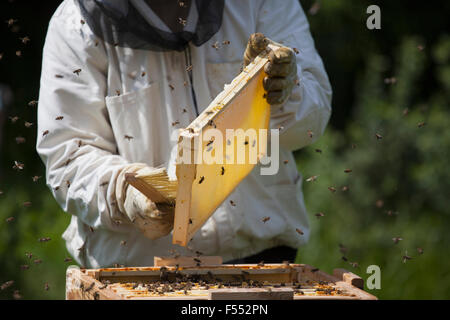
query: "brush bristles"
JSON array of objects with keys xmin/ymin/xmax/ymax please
[{"xmin": 134, "ymin": 167, "xmax": 178, "ymax": 201}]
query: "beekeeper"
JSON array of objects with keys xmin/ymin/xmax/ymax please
[{"xmin": 37, "ymin": 0, "xmax": 331, "ymax": 268}]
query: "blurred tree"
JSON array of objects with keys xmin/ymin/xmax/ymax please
[{"xmin": 296, "ymin": 36, "xmax": 450, "ymax": 299}]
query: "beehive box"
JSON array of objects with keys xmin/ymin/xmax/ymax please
[{"xmin": 66, "ymin": 257, "xmax": 376, "ymax": 300}]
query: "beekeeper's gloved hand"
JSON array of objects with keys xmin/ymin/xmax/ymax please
[
  {"xmin": 243, "ymin": 33, "xmax": 298, "ymax": 105},
  {"xmin": 116, "ymin": 163, "xmax": 174, "ymax": 240}
]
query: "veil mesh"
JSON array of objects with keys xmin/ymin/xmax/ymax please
[{"xmin": 76, "ymin": 0, "xmax": 225, "ymax": 52}]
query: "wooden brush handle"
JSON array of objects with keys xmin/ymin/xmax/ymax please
[{"xmin": 125, "ymin": 172, "xmax": 170, "ymax": 204}]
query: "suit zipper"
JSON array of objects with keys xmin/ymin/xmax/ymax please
[{"xmin": 185, "ymin": 46, "xmax": 199, "ymax": 116}]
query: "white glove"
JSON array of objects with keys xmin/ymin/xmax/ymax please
[{"xmin": 116, "ymin": 163, "xmax": 174, "ymax": 240}]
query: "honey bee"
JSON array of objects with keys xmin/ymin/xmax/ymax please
[
  {"xmin": 306, "ymin": 130, "xmax": 313, "ymax": 138},
  {"xmin": 403, "ymin": 108, "xmax": 409, "ymax": 116},
  {"xmin": 402, "ymin": 251, "xmax": 412, "ymax": 263},
  {"xmin": 344, "ymin": 169, "xmax": 352, "ymax": 173},
  {"xmin": 38, "ymin": 237, "xmax": 51, "ymax": 242},
  {"xmin": 124, "ymin": 135, "xmax": 133, "ymax": 141},
  {"xmin": 24, "ymin": 121, "xmax": 34, "ymax": 128},
  {"xmin": 328, "ymin": 186, "xmax": 336, "ymax": 193},
  {"xmin": 306, "ymin": 175, "xmax": 319, "ymax": 182},
  {"xmin": 172, "ymin": 120, "xmax": 180, "ymax": 126},
  {"xmin": 375, "ymin": 199, "xmax": 384, "ymax": 208},
  {"xmin": 222, "ymin": 40, "xmax": 230, "ymax": 45},
  {"xmin": 417, "ymin": 122, "xmax": 426, "ymax": 128},
  {"xmin": 315, "ymin": 212, "xmax": 325, "ymax": 218},
  {"xmin": 120, "ymin": 240, "xmax": 127, "ymax": 246},
  {"xmin": 44, "ymin": 283, "xmax": 50, "ymax": 291},
  {"xmin": 55, "ymin": 116, "xmax": 64, "ymax": 120},
  {"xmin": 169, "ymin": 84, "xmax": 175, "ymax": 91},
  {"xmin": 13, "ymin": 290, "xmax": 22, "ymax": 300},
  {"xmin": 55, "ymin": 74, "xmax": 64, "ymax": 78},
  {"xmin": 189, "ymin": 218, "xmax": 193, "ymax": 224},
  {"xmin": 73, "ymin": 69, "xmax": 82, "ymax": 76},
  {"xmin": 20, "ymin": 265, "xmax": 29, "ymax": 270},
  {"xmin": 341, "ymin": 186, "xmax": 349, "ymax": 192},
  {"xmin": 208, "ymin": 119, "xmax": 216, "ymax": 128},
  {"xmin": 375, "ymin": 133, "xmax": 383, "ymax": 140},
  {"xmin": 9, "ymin": 116, "xmax": 19, "ymax": 123},
  {"xmin": 283, "ymin": 160, "xmax": 289, "ymax": 164},
  {"xmin": 89, "ymin": 226, "xmax": 95, "ymax": 232},
  {"xmin": 78, "ymin": 140, "xmax": 83, "ymax": 148},
  {"xmin": 257, "ymin": 261, "xmax": 265, "ymax": 267},
  {"xmin": 262, "ymin": 216, "xmax": 270, "ymax": 223},
  {"xmin": 384, "ymin": 77, "xmax": 397, "ymax": 84},
  {"xmin": 64, "ymin": 257, "xmax": 73, "ymax": 262},
  {"xmin": 211, "ymin": 41, "xmax": 220, "ymax": 50},
  {"xmin": 184, "ymin": 81, "xmax": 188, "ymax": 87},
  {"xmin": 293, "ymin": 47, "xmax": 300, "ymax": 54},
  {"xmin": 42, "ymin": 130, "xmax": 49, "ymax": 137},
  {"xmin": 84, "ymin": 282, "xmax": 95, "ymax": 292},
  {"xmin": 1, "ymin": 281, "xmax": 14, "ymax": 290},
  {"xmin": 229, "ymin": 200, "xmax": 236, "ymax": 206},
  {"xmin": 80, "ymin": 19, "xmax": 85, "ymax": 25},
  {"xmin": 15, "ymin": 137, "xmax": 26, "ymax": 144},
  {"xmin": 178, "ymin": 1, "xmax": 187, "ymax": 8},
  {"xmin": 392, "ymin": 237, "xmax": 403, "ymax": 244},
  {"xmin": 185, "ymin": 65, "xmax": 193, "ymax": 72},
  {"xmin": 5, "ymin": 18, "xmax": 18, "ymax": 27},
  {"xmin": 28, "ymin": 100, "xmax": 38, "ymax": 107},
  {"xmin": 66, "ymin": 180, "xmax": 71, "ymax": 188},
  {"xmin": 20, "ymin": 36, "xmax": 30, "ymax": 44},
  {"xmin": 417, "ymin": 247, "xmax": 424, "ymax": 255},
  {"xmin": 141, "ymin": 71, "xmax": 146, "ymax": 77},
  {"xmin": 23, "ymin": 201, "xmax": 32, "ymax": 207},
  {"xmin": 6, "ymin": 217, "xmax": 14, "ymax": 223},
  {"xmin": 198, "ymin": 176, "xmax": 205, "ymax": 184},
  {"xmin": 178, "ymin": 18, "xmax": 187, "ymax": 26},
  {"xmin": 15, "ymin": 50, "xmax": 22, "ymax": 57},
  {"xmin": 116, "ymin": 89, "xmax": 121, "ymax": 96},
  {"xmin": 221, "ymin": 166, "xmax": 225, "ymax": 175},
  {"xmin": 13, "ymin": 161, "xmax": 24, "ymax": 170},
  {"xmin": 33, "ymin": 259, "xmax": 42, "ymax": 264},
  {"xmin": 295, "ymin": 228, "xmax": 304, "ymax": 235}
]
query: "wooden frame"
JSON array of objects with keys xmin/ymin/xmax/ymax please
[{"xmin": 173, "ymin": 47, "xmax": 276, "ymax": 246}]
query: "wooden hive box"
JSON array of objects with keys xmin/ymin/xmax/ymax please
[{"xmin": 66, "ymin": 257, "xmax": 377, "ymax": 300}]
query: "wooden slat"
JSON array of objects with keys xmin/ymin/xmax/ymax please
[
  {"xmin": 209, "ymin": 287, "xmax": 294, "ymax": 300},
  {"xmin": 154, "ymin": 256, "xmax": 223, "ymax": 267},
  {"xmin": 333, "ymin": 268, "xmax": 364, "ymax": 289}
]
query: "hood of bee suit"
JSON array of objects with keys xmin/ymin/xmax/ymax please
[{"xmin": 76, "ymin": 0, "xmax": 225, "ymax": 52}]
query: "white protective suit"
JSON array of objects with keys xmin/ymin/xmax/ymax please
[{"xmin": 36, "ymin": 0, "xmax": 331, "ymax": 268}]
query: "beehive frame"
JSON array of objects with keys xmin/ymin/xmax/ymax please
[{"xmin": 173, "ymin": 46, "xmax": 276, "ymax": 246}]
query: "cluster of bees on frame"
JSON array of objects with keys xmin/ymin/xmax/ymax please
[{"xmin": 97, "ymin": 256, "xmax": 348, "ymax": 298}]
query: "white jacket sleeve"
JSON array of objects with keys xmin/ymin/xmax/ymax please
[
  {"xmin": 36, "ymin": 7, "xmax": 130, "ymax": 232},
  {"xmin": 257, "ymin": 0, "xmax": 332, "ymax": 151}
]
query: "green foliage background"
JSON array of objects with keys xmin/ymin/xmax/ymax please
[{"xmin": 0, "ymin": 0, "xmax": 449, "ymax": 299}]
